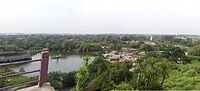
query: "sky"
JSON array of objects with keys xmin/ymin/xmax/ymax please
[{"xmin": 0, "ymin": 0, "xmax": 200, "ymax": 34}]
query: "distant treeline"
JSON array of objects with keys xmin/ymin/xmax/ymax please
[{"xmin": 0, "ymin": 34, "xmax": 199, "ymax": 54}]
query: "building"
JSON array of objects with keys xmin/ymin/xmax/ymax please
[
  {"xmin": 0, "ymin": 52, "xmax": 32, "ymax": 62},
  {"xmin": 104, "ymin": 51, "xmax": 135, "ymax": 63}
]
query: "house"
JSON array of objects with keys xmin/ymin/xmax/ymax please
[
  {"xmin": 144, "ymin": 41, "xmax": 156, "ymax": 45},
  {"xmin": 104, "ymin": 51, "xmax": 135, "ymax": 63}
]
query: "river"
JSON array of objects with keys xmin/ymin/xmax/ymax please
[{"xmin": 10, "ymin": 53, "xmax": 92, "ymax": 76}]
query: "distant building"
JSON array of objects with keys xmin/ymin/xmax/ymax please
[
  {"xmin": 130, "ymin": 40, "xmax": 139, "ymax": 43},
  {"xmin": 144, "ymin": 41, "xmax": 156, "ymax": 45},
  {"xmin": 104, "ymin": 51, "xmax": 135, "ymax": 63},
  {"xmin": 0, "ymin": 52, "xmax": 32, "ymax": 62}
]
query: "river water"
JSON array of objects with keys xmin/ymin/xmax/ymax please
[{"xmin": 10, "ymin": 53, "xmax": 88, "ymax": 76}]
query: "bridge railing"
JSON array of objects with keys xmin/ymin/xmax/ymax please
[{"xmin": 0, "ymin": 51, "xmax": 49, "ymax": 91}]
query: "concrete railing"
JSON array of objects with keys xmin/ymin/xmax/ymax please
[{"xmin": 0, "ymin": 51, "xmax": 49, "ymax": 91}]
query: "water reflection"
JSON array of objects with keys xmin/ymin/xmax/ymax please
[{"xmin": 10, "ymin": 53, "xmax": 88, "ymax": 76}]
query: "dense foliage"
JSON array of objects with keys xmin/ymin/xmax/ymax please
[
  {"xmin": 47, "ymin": 71, "xmax": 76, "ymax": 89},
  {"xmin": 1, "ymin": 34, "xmax": 200, "ymax": 90}
]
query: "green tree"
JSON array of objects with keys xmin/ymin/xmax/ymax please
[
  {"xmin": 134, "ymin": 57, "xmax": 171, "ymax": 90},
  {"xmin": 188, "ymin": 45, "xmax": 200, "ymax": 56},
  {"xmin": 115, "ymin": 82, "xmax": 133, "ymax": 90},
  {"xmin": 62, "ymin": 71, "xmax": 76, "ymax": 87},
  {"xmin": 162, "ymin": 46, "xmax": 188, "ymax": 63},
  {"xmin": 62, "ymin": 40, "xmax": 79, "ymax": 52},
  {"xmin": 128, "ymin": 41, "xmax": 144, "ymax": 49},
  {"xmin": 4, "ymin": 45, "xmax": 17, "ymax": 52},
  {"xmin": 47, "ymin": 71, "xmax": 64, "ymax": 89},
  {"xmin": 47, "ymin": 71, "xmax": 76, "ymax": 89},
  {"xmin": 74, "ymin": 56, "xmax": 91, "ymax": 90},
  {"xmin": 90, "ymin": 62, "xmax": 132, "ymax": 91},
  {"xmin": 75, "ymin": 66, "xmax": 88, "ymax": 90}
]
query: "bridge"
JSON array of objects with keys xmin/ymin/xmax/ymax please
[{"xmin": 0, "ymin": 51, "xmax": 55, "ymax": 91}]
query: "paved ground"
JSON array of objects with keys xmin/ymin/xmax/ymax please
[{"xmin": 17, "ymin": 83, "xmax": 55, "ymax": 91}]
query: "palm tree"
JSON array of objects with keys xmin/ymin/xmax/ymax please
[
  {"xmin": 75, "ymin": 56, "xmax": 90, "ymax": 90},
  {"xmin": 135, "ymin": 57, "xmax": 170, "ymax": 90},
  {"xmin": 75, "ymin": 66, "xmax": 88, "ymax": 90}
]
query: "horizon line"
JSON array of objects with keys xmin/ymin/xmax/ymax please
[{"xmin": 0, "ymin": 32, "xmax": 199, "ymax": 36}]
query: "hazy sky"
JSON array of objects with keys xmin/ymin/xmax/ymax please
[{"xmin": 0, "ymin": 0, "xmax": 200, "ymax": 34}]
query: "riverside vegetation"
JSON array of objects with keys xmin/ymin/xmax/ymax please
[{"xmin": 1, "ymin": 34, "xmax": 200, "ymax": 90}]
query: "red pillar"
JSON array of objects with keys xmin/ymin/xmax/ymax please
[{"xmin": 39, "ymin": 51, "xmax": 49, "ymax": 87}]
